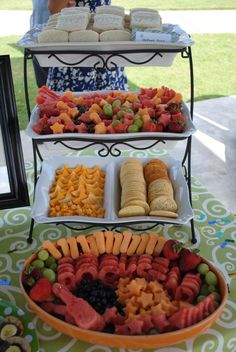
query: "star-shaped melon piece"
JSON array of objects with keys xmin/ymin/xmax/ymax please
[{"xmin": 50, "ymin": 122, "xmax": 64, "ymax": 134}]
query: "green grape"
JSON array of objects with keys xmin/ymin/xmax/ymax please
[
  {"xmin": 42, "ymin": 268, "xmax": 56, "ymax": 283},
  {"xmin": 212, "ymin": 292, "xmax": 221, "ymax": 301},
  {"xmin": 116, "ymin": 111, "xmax": 124, "ymax": 119},
  {"xmin": 200, "ymin": 284, "xmax": 209, "ymax": 296},
  {"xmin": 134, "ymin": 118, "xmax": 143, "ymax": 129},
  {"xmin": 128, "ymin": 124, "xmax": 139, "ymax": 133},
  {"xmin": 149, "ymin": 328, "xmax": 158, "ymax": 335},
  {"xmin": 112, "ymin": 100, "xmax": 121, "ymax": 108},
  {"xmin": 103, "ymin": 104, "xmax": 113, "ymax": 116},
  {"xmin": 38, "ymin": 249, "xmax": 49, "ymax": 261},
  {"xmin": 196, "ymin": 295, "xmax": 206, "ymax": 303},
  {"xmin": 31, "ymin": 259, "xmax": 44, "ymax": 269},
  {"xmin": 197, "ymin": 263, "xmax": 210, "ymax": 275},
  {"xmin": 50, "ymin": 263, "xmax": 58, "ymax": 272},
  {"xmin": 45, "ymin": 256, "xmax": 56, "ymax": 267},
  {"xmin": 208, "ymin": 285, "xmax": 216, "ymax": 293},
  {"xmin": 205, "ymin": 271, "xmax": 218, "ymax": 286}
]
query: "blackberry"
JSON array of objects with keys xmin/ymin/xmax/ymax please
[
  {"xmin": 76, "ymin": 279, "xmax": 124, "ymax": 315},
  {"xmin": 74, "ymin": 118, "xmax": 81, "ymax": 125},
  {"xmin": 76, "ymin": 105, "xmax": 86, "ymax": 114},
  {"xmin": 103, "ymin": 324, "xmax": 115, "ymax": 334}
]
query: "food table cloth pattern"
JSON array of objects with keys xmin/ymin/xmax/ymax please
[{"xmin": 0, "ymin": 149, "xmax": 236, "ymax": 352}]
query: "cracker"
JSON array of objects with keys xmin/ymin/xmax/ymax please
[
  {"xmin": 149, "ymin": 210, "xmax": 178, "ymax": 218},
  {"xmin": 123, "ymin": 200, "xmax": 150, "ymax": 215},
  {"xmin": 118, "ymin": 205, "xmax": 146, "ymax": 217},
  {"xmin": 150, "ymin": 195, "xmax": 177, "ymax": 212}
]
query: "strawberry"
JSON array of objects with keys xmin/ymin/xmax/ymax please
[
  {"xmin": 29, "ymin": 278, "xmax": 52, "ymax": 303},
  {"xmin": 171, "ymin": 112, "xmax": 186, "ymax": 125},
  {"xmin": 167, "ymin": 121, "xmax": 184, "ymax": 133},
  {"xmin": 156, "ymin": 123, "xmax": 164, "ymax": 132},
  {"xmin": 162, "ymin": 240, "xmax": 183, "ymax": 260},
  {"xmin": 168, "ymin": 112, "xmax": 186, "ymax": 133},
  {"xmin": 179, "ymin": 248, "xmax": 201, "ymax": 272},
  {"xmin": 142, "ymin": 121, "xmax": 156, "ymax": 132}
]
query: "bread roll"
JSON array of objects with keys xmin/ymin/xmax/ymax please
[
  {"xmin": 93, "ymin": 14, "xmax": 124, "ymax": 32},
  {"xmin": 61, "ymin": 7, "xmax": 90, "ymax": 15},
  {"xmin": 100, "ymin": 29, "xmax": 131, "ymax": 42},
  {"xmin": 130, "ymin": 8, "xmax": 158, "ymax": 15},
  {"xmin": 38, "ymin": 29, "xmax": 68, "ymax": 43},
  {"xmin": 56, "ymin": 13, "xmax": 89, "ymax": 31},
  {"xmin": 130, "ymin": 11, "xmax": 162, "ymax": 29},
  {"xmin": 96, "ymin": 5, "xmax": 125, "ymax": 18},
  {"xmin": 69, "ymin": 30, "xmax": 99, "ymax": 42}
]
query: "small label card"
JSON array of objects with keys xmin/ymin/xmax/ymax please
[{"xmin": 135, "ymin": 31, "xmax": 172, "ymax": 42}]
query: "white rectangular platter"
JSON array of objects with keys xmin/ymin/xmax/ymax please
[
  {"xmin": 23, "ymin": 41, "xmax": 193, "ymax": 68},
  {"xmin": 25, "ymin": 102, "xmax": 196, "ymax": 142},
  {"xmin": 31, "ymin": 156, "xmax": 193, "ymax": 225}
]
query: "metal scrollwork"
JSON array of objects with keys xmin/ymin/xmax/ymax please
[
  {"xmin": 105, "ymin": 52, "xmax": 163, "ymax": 71},
  {"xmin": 48, "ymin": 53, "xmax": 105, "ymax": 68},
  {"xmin": 56, "ymin": 222, "xmax": 110, "ymax": 231}
]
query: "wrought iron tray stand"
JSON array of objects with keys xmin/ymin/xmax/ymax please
[{"xmin": 23, "ymin": 45, "xmax": 196, "ymax": 244}]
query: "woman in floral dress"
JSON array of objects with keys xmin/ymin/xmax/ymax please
[{"xmin": 47, "ymin": 0, "xmax": 128, "ymax": 92}]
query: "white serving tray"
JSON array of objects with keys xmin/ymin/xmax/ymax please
[
  {"xmin": 25, "ymin": 102, "xmax": 196, "ymax": 142},
  {"xmin": 23, "ymin": 41, "xmax": 193, "ymax": 68},
  {"xmin": 31, "ymin": 156, "xmax": 193, "ymax": 225}
]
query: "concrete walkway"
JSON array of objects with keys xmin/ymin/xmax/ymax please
[{"xmin": 0, "ymin": 10, "xmax": 236, "ymax": 36}]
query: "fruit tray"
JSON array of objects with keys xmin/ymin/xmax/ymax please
[
  {"xmin": 30, "ymin": 155, "xmax": 193, "ymax": 225},
  {"xmin": 25, "ymin": 100, "xmax": 196, "ymax": 142},
  {"xmin": 20, "ymin": 233, "xmax": 228, "ymax": 349}
]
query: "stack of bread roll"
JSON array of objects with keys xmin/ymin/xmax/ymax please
[
  {"xmin": 144, "ymin": 160, "xmax": 178, "ymax": 218},
  {"xmin": 38, "ymin": 5, "xmax": 131, "ymax": 43}
]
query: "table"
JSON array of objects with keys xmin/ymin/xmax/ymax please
[{"xmin": 1, "ymin": 149, "xmax": 236, "ymax": 352}]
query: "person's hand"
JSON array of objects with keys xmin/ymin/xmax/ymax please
[{"xmin": 67, "ymin": 0, "xmax": 76, "ymax": 7}]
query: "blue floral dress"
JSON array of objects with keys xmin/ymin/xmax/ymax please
[{"xmin": 47, "ymin": 0, "xmax": 128, "ymax": 92}]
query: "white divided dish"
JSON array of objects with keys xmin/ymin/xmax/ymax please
[
  {"xmin": 25, "ymin": 102, "xmax": 196, "ymax": 143},
  {"xmin": 31, "ymin": 155, "xmax": 193, "ymax": 225}
]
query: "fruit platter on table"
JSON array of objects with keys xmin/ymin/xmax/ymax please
[
  {"xmin": 20, "ymin": 231, "xmax": 227, "ymax": 349},
  {"xmin": 0, "ymin": 299, "xmax": 39, "ymax": 352},
  {"xmin": 30, "ymin": 156, "xmax": 193, "ymax": 225},
  {"xmin": 25, "ymin": 86, "xmax": 196, "ymax": 141}
]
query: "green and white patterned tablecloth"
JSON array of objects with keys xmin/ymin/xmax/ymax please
[{"xmin": 0, "ymin": 149, "xmax": 236, "ymax": 352}]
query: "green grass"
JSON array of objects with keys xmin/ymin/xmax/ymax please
[
  {"xmin": 1, "ymin": 34, "xmax": 236, "ymax": 130},
  {"xmin": 0, "ymin": 0, "xmax": 236, "ymax": 10}
]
